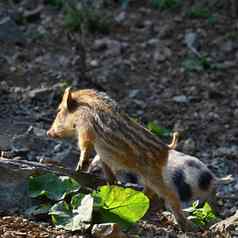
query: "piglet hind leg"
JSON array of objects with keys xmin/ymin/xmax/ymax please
[
  {"xmin": 143, "ymin": 186, "xmax": 166, "ymax": 211},
  {"xmin": 152, "ymin": 183, "xmax": 198, "ymax": 232},
  {"xmin": 163, "ymin": 190, "xmax": 197, "ymax": 231}
]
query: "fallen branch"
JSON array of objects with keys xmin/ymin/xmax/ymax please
[
  {"xmin": 0, "ymin": 157, "xmax": 106, "ymax": 189},
  {"xmin": 210, "ymin": 210, "xmax": 238, "ymax": 233}
]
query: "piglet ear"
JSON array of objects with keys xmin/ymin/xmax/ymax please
[{"xmin": 62, "ymin": 87, "xmax": 77, "ymax": 111}]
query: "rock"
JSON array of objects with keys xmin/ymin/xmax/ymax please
[
  {"xmin": 114, "ymin": 11, "xmax": 127, "ymax": 23},
  {"xmin": 10, "ymin": 126, "xmax": 78, "ymax": 167},
  {"xmin": 27, "ymin": 87, "xmax": 52, "ymax": 100},
  {"xmin": 172, "ymin": 95, "xmax": 189, "ymax": 103},
  {"xmin": 93, "ymin": 38, "xmax": 109, "ymax": 51},
  {"xmin": 0, "ymin": 17, "xmax": 25, "ymax": 44},
  {"xmin": 93, "ymin": 38, "xmax": 124, "ymax": 57},
  {"xmin": 0, "ymin": 161, "xmax": 30, "ymax": 212},
  {"xmin": 233, "ymin": 108, "xmax": 238, "ymax": 118},
  {"xmin": 128, "ymin": 89, "xmax": 140, "ymax": 98},
  {"xmin": 153, "ymin": 46, "xmax": 172, "ymax": 62},
  {"xmin": 183, "ymin": 138, "xmax": 196, "ymax": 153},
  {"xmin": 216, "ymin": 146, "xmax": 238, "ymax": 159},
  {"xmin": 184, "ymin": 31, "xmax": 200, "ymax": 51},
  {"xmin": 21, "ymin": 4, "xmax": 43, "ymax": 23},
  {"xmin": 0, "ymin": 81, "xmax": 9, "ymax": 94},
  {"xmin": 91, "ymin": 223, "xmax": 128, "ymax": 238},
  {"xmin": 159, "ymin": 23, "xmax": 175, "ymax": 38},
  {"xmin": 90, "ymin": 59, "xmax": 99, "ymax": 67},
  {"xmin": 146, "ymin": 38, "xmax": 159, "ymax": 47},
  {"xmin": 221, "ymin": 41, "xmax": 235, "ymax": 53},
  {"xmin": 173, "ymin": 120, "xmax": 186, "ymax": 135}
]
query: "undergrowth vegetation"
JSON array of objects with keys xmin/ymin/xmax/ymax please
[
  {"xmin": 28, "ymin": 173, "xmax": 149, "ymax": 231},
  {"xmin": 27, "ymin": 171, "xmax": 217, "ymax": 231}
]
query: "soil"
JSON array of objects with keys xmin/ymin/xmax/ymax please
[{"xmin": 0, "ymin": 0, "xmax": 238, "ymax": 237}]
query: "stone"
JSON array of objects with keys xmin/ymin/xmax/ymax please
[
  {"xmin": 21, "ymin": 5, "xmax": 43, "ymax": 23},
  {"xmin": 159, "ymin": 23, "xmax": 175, "ymax": 38},
  {"xmin": 27, "ymin": 87, "xmax": 52, "ymax": 100},
  {"xmin": 91, "ymin": 223, "xmax": 128, "ymax": 238},
  {"xmin": 221, "ymin": 41, "xmax": 234, "ymax": 53},
  {"xmin": 128, "ymin": 89, "xmax": 140, "ymax": 98},
  {"xmin": 216, "ymin": 146, "xmax": 238, "ymax": 159},
  {"xmin": 93, "ymin": 38, "xmax": 109, "ymax": 51},
  {"xmin": 153, "ymin": 46, "xmax": 172, "ymax": 62},
  {"xmin": 114, "ymin": 11, "xmax": 127, "ymax": 23},
  {"xmin": 90, "ymin": 59, "xmax": 99, "ymax": 67},
  {"xmin": 93, "ymin": 38, "xmax": 123, "ymax": 56},
  {"xmin": 147, "ymin": 38, "xmax": 159, "ymax": 47},
  {"xmin": 183, "ymin": 138, "xmax": 196, "ymax": 153},
  {"xmin": 184, "ymin": 32, "xmax": 200, "ymax": 50},
  {"xmin": 0, "ymin": 17, "xmax": 25, "ymax": 44},
  {"xmin": 10, "ymin": 126, "xmax": 77, "ymax": 167},
  {"xmin": 0, "ymin": 160, "xmax": 30, "ymax": 212},
  {"xmin": 172, "ymin": 95, "xmax": 189, "ymax": 103}
]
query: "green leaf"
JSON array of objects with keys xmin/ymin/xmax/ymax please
[
  {"xmin": 46, "ymin": 0, "xmax": 64, "ymax": 8},
  {"xmin": 93, "ymin": 185, "xmax": 149, "ymax": 229},
  {"xmin": 182, "ymin": 57, "xmax": 203, "ymax": 72},
  {"xmin": 192, "ymin": 200, "xmax": 199, "ymax": 208},
  {"xmin": 49, "ymin": 194, "xmax": 93, "ymax": 231},
  {"xmin": 187, "ymin": 7, "xmax": 210, "ymax": 18},
  {"xmin": 29, "ymin": 173, "xmax": 80, "ymax": 201},
  {"xmin": 71, "ymin": 193, "xmax": 85, "ymax": 210},
  {"xmin": 207, "ymin": 15, "xmax": 217, "ymax": 25},
  {"xmin": 185, "ymin": 201, "xmax": 216, "ymax": 225},
  {"xmin": 203, "ymin": 202, "xmax": 212, "ymax": 214},
  {"xmin": 64, "ymin": 6, "xmax": 84, "ymax": 32},
  {"xmin": 151, "ymin": 0, "xmax": 180, "ymax": 10},
  {"xmin": 25, "ymin": 204, "xmax": 51, "ymax": 216},
  {"xmin": 147, "ymin": 121, "xmax": 171, "ymax": 137}
]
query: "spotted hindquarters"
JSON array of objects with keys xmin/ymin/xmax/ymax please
[
  {"xmin": 198, "ymin": 170, "xmax": 214, "ymax": 191},
  {"xmin": 172, "ymin": 168, "xmax": 193, "ymax": 202}
]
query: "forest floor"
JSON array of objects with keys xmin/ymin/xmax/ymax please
[{"xmin": 0, "ymin": 0, "xmax": 238, "ymax": 237}]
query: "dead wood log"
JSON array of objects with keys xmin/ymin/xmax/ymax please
[
  {"xmin": 0, "ymin": 157, "xmax": 142, "ymax": 212},
  {"xmin": 210, "ymin": 210, "xmax": 238, "ymax": 234},
  {"xmin": 0, "ymin": 157, "xmax": 106, "ymax": 189}
]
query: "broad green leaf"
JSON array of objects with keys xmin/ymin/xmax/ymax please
[
  {"xmin": 25, "ymin": 204, "xmax": 51, "ymax": 216},
  {"xmin": 49, "ymin": 201, "xmax": 72, "ymax": 227},
  {"xmin": 29, "ymin": 173, "xmax": 80, "ymax": 201},
  {"xmin": 93, "ymin": 185, "xmax": 149, "ymax": 229},
  {"xmin": 49, "ymin": 194, "xmax": 93, "ymax": 231},
  {"xmin": 147, "ymin": 121, "xmax": 171, "ymax": 137},
  {"xmin": 71, "ymin": 193, "xmax": 85, "ymax": 209}
]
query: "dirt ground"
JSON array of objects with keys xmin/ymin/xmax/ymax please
[{"xmin": 0, "ymin": 0, "xmax": 238, "ymax": 237}]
